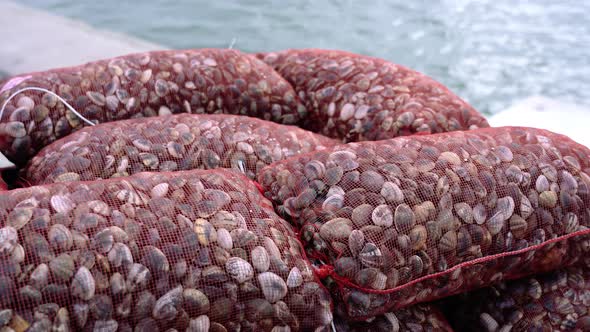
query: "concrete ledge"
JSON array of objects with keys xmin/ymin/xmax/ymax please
[{"xmin": 0, "ymin": 0, "xmax": 165, "ymax": 76}]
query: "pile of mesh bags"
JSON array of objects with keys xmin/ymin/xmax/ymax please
[{"xmin": 0, "ymin": 48, "xmax": 587, "ymax": 331}]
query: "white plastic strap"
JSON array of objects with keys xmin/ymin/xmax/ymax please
[{"xmin": 0, "ymin": 87, "xmax": 96, "ymax": 126}]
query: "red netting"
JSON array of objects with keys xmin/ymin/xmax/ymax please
[
  {"xmin": 444, "ymin": 261, "xmax": 590, "ymax": 331},
  {"xmin": 21, "ymin": 113, "xmax": 338, "ymax": 186},
  {"xmin": 0, "ymin": 169, "xmax": 333, "ymax": 331},
  {"xmin": 257, "ymin": 126, "xmax": 590, "ymax": 319},
  {"xmin": 256, "ymin": 49, "xmax": 490, "ymax": 142},
  {"xmin": 0, "ymin": 49, "xmax": 303, "ymax": 166},
  {"xmin": 334, "ymin": 302, "xmax": 454, "ymax": 332}
]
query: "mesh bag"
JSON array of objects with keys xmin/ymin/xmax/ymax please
[
  {"xmin": 0, "ymin": 169, "xmax": 333, "ymax": 331},
  {"xmin": 334, "ymin": 303, "xmax": 454, "ymax": 332},
  {"xmin": 0, "ymin": 49, "xmax": 304, "ymax": 165},
  {"xmin": 257, "ymin": 126, "xmax": 590, "ymax": 319},
  {"xmin": 444, "ymin": 261, "xmax": 590, "ymax": 331},
  {"xmin": 256, "ymin": 49, "xmax": 489, "ymax": 142},
  {"xmin": 21, "ymin": 113, "xmax": 337, "ymax": 186}
]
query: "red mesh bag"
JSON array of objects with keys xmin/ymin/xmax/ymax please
[
  {"xmin": 334, "ymin": 303, "xmax": 454, "ymax": 332},
  {"xmin": 21, "ymin": 113, "xmax": 337, "ymax": 186},
  {"xmin": 256, "ymin": 49, "xmax": 489, "ymax": 142},
  {"xmin": 444, "ymin": 261, "xmax": 590, "ymax": 331},
  {"xmin": 0, "ymin": 169, "xmax": 333, "ymax": 331},
  {"xmin": 257, "ymin": 126, "xmax": 590, "ymax": 319},
  {"xmin": 0, "ymin": 49, "xmax": 304, "ymax": 165}
]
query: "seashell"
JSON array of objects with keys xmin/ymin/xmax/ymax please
[
  {"xmin": 304, "ymin": 160, "xmax": 326, "ymax": 180},
  {"xmin": 480, "ymin": 312, "xmax": 499, "ymax": 331},
  {"xmin": 17, "ymin": 96, "xmax": 35, "ymax": 110},
  {"xmin": 4, "ymin": 121, "xmax": 26, "ymax": 138},
  {"xmin": 139, "ymin": 153, "xmax": 159, "ymax": 168},
  {"xmin": 334, "ymin": 257, "xmax": 359, "ymax": 279},
  {"xmin": 410, "ymin": 225, "xmax": 428, "ymax": 250},
  {"xmin": 49, "ymin": 253, "xmax": 75, "ymax": 282},
  {"xmin": 141, "ymin": 246, "xmax": 169, "ymax": 275},
  {"xmin": 486, "ymin": 211, "xmax": 506, "ymax": 236},
  {"xmin": 372, "ymin": 204, "xmax": 393, "ymax": 227},
  {"xmin": 348, "ymin": 230, "xmax": 365, "ymax": 256},
  {"xmin": 50, "ymin": 195, "xmax": 75, "ymax": 214},
  {"xmin": 167, "ymin": 141, "xmax": 184, "ymax": 158},
  {"xmin": 30, "ymin": 263, "xmax": 49, "ymax": 289},
  {"xmin": 73, "ymin": 303, "xmax": 89, "ymax": 328},
  {"xmin": 352, "ymin": 204, "xmax": 373, "ymax": 227},
  {"xmin": 258, "ymin": 272, "xmax": 288, "ymax": 303},
  {"xmin": 496, "ymin": 146, "xmax": 513, "ymax": 162},
  {"xmin": 361, "ymin": 170, "xmax": 385, "ymax": 192},
  {"xmin": 153, "ymin": 286, "xmax": 183, "ymax": 320},
  {"xmin": 188, "ymin": 315, "xmax": 210, "ymax": 332},
  {"xmin": 7, "ymin": 207, "xmax": 33, "ymax": 230},
  {"xmin": 108, "ymin": 243, "xmax": 133, "ymax": 268},
  {"xmin": 473, "ymin": 203, "xmax": 487, "ymax": 225},
  {"xmin": 225, "ymin": 257, "xmax": 254, "ymax": 283},
  {"xmin": 535, "ymin": 175, "xmax": 550, "ymax": 192},
  {"xmin": 154, "ymin": 79, "xmax": 169, "ymax": 97},
  {"xmin": 183, "ymin": 288, "xmax": 210, "ymax": 316},
  {"xmin": 231, "ymin": 229, "xmax": 257, "ymax": 248},
  {"xmin": 216, "ymin": 228, "xmax": 233, "ymax": 250},
  {"xmin": 86, "ymin": 91, "xmax": 106, "ymax": 106},
  {"xmin": 359, "ymin": 242, "xmax": 382, "ymax": 267},
  {"xmin": 0, "ymin": 226, "xmax": 18, "ymax": 255},
  {"xmin": 519, "ymin": 195, "xmax": 533, "ymax": 219},
  {"xmin": 263, "ymin": 237, "xmax": 281, "ymax": 260},
  {"xmin": 251, "ymin": 246, "xmax": 270, "ymax": 272},
  {"xmin": 409, "ymin": 254, "xmax": 424, "ymax": 276},
  {"xmin": 564, "ymin": 212, "xmax": 579, "ymax": 234},
  {"xmin": 48, "ymin": 224, "xmax": 73, "ymax": 251},
  {"xmin": 394, "ymin": 203, "xmax": 415, "ymax": 232},
  {"xmin": 110, "ymin": 272, "xmax": 126, "ymax": 296},
  {"xmin": 92, "ymin": 228, "xmax": 114, "ymax": 254},
  {"xmin": 455, "ymin": 202, "xmax": 473, "ymax": 224},
  {"xmin": 287, "ymin": 267, "xmax": 303, "ymax": 288},
  {"xmin": 509, "ymin": 215, "xmax": 528, "ymax": 239},
  {"xmin": 495, "ymin": 196, "xmax": 515, "ymax": 220},
  {"xmin": 439, "ymin": 231, "xmax": 457, "ymax": 253},
  {"xmin": 322, "ymin": 194, "xmax": 344, "ymax": 212},
  {"xmin": 54, "ymin": 172, "xmax": 80, "ymax": 182},
  {"xmin": 193, "ymin": 219, "xmax": 217, "ymax": 246},
  {"xmin": 325, "ymin": 166, "xmax": 344, "ymax": 185},
  {"xmin": 319, "ymin": 218, "xmax": 352, "ymax": 240},
  {"xmin": 539, "ymin": 190, "xmax": 557, "ymax": 208},
  {"xmin": 150, "ymin": 183, "xmax": 169, "ymax": 198},
  {"xmin": 71, "ymin": 266, "xmax": 95, "ymax": 300},
  {"xmin": 88, "ymin": 200, "xmax": 110, "ymax": 216},
  {"xmin": 527, "ymin": 279, "xmax": 542, "ymax": 299},
  {"xmin": 381, "ymin": 181, "xmax": 404, "ymax": 203},
  {"xmin": 127, "ymin": 263, "xmax": 151, "ymax": 292},
  {"xmin": 94, "ymin": 320, "xmax": 118, "ymax": 332}
]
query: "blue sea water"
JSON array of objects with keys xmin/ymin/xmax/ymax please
[{"xmin": 21, "ymin": 0, "xmax": 590, "ymax": 115}]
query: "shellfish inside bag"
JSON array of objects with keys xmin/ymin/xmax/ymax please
[
  {"xmin": 257, "ymin": 126, "xmax": 590, "ymax": 319},
  {"xmin": 256, "ymin": 49, "xmax": 489, "ymax": 142},
  {"xmin": 334, "ymin": 302, "xmax": 454, "ymax": 332},
  {"xmin": 0, "ymin": 48, "xmax": 304, "ymax": 166},
  {"xmin": 22, "ymin": 113, "xmax": 338, "ymax": 186},
  {"xmin": 443, "ymin": 260, "xmax": 590, "ymax": 332},
  {"xmin": 0, "ymin": 169, "xmax": 333, "ymax": 331}
]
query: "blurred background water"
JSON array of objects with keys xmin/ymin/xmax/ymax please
[{"xmin": 18, "ymin": 0, "xmax": 590, "ymax": 115}]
